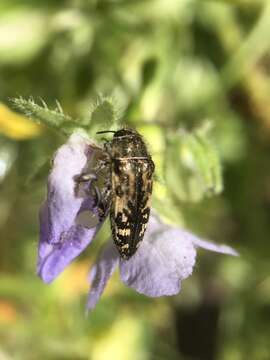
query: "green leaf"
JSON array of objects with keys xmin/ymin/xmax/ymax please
[
  {"xmin": 192, "ymin": 129, "xmax": 223, "ymax": 196},
  {"xmin": 86, "ymin": 95, "xmax": 121, "ymax": 135},
  {"xmin": 165, "ymin": 123, "xmax": 223, "ymax": 203},
  {"xmin": 11, "ymin": 97, "xmax": 81, "ymax": 136}
]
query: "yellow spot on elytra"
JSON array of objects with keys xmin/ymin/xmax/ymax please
[
  {"xmin": 118, "ymin": 228, "xmax": 131, "ymax": 236},
  {"xmin": 139, "ymin": 224, "xmax": 147, "ymax": 236}
]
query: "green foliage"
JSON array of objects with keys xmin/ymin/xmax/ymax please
[
  {"xmin": 12, "ymin": 94, "xmax": 121, "ymax": 137},
  {"xmin": 12, "ymin": 97, "xmax": 78, "ymax": 135},
  {"xmin": 165, "ymin": 122, "xmax": 223, "ymax": 203}
]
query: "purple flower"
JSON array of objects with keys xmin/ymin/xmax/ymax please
[{"xmin": 38, "ymin": 132, "xmax": 238, "ymax": 310}]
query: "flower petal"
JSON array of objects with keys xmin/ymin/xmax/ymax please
[
  {"xmin": 189, "ymin": 236, "xmax": 239, "ymax": 256},
  {"xmin": 119, "ymin": 216, "xmax": 196, "ymax": 297},
  {"xmin": 37, "ymin": 131, "xmax": 105, "ymax": 283},
  {"xmin": 38, "ymin": 203, "xmax": 103, "ymax": 283},
  {"xmin": 119, "ymin": 213, "xmax": 238, "ymax": 297},
  {"xmin": 87, "ymin": 241, "xmax": 119, "ymax": 311},
  {"xmin": 46, "ymin": 131, "xmax": 94, "ymax": 244}
]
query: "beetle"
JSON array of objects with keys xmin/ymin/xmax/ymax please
[{"xmin": 77, "ymin": 128, "xmax": 155, "ymax": 259}]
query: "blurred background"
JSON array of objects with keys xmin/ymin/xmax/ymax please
[{"xmin": 0, "ymin": 0, "xmax": 270, "ymax": 359}]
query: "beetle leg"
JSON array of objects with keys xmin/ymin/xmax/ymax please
[{"xmin": 75, "ymin": 172, "xmax": 97, "ymax": 183}]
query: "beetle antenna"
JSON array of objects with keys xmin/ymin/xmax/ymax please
[{"xmin": 96, "ymin": 130, "xmax": 116, "ymax": 135}]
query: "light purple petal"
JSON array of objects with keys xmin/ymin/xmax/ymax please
[
  {"xmin": 119, "ymin": 215, "xmax": 197, "ymax": 297},
  {"xmin": 37, "ymin": 132, "xmax": 105, "ymax": 283},
  {"xmin": 189, "ymin": 236, "xmax": 239, "ymax": 256},
  {"xmin": 119, "ymin": 213, "xmax": 238, "ymax": 297},
  {"xmin": 46, "ymin": 131, "xmax": 94, "ymax": 244},
  {"xmin": 38, "ymin": 203, "xmax": 103, "ymax": 283},
  {"xmin": 87, "ymin": 241, "xmax": 119, "ymax": 311}
]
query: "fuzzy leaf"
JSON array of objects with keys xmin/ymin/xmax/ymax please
[
  {"xmin": 166, "ymin": 123, "xmax": 223, "ymax": 203},
  {"xmin": 11, "ymin": 97, "xmax": 81, "ymax": 136},
  {"xmin": 86, "ymin": 95, "xmax": 121, "ymax": 135}
]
